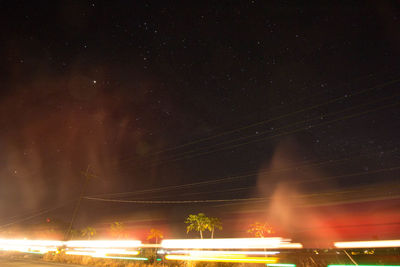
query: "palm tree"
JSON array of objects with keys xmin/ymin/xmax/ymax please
[
  {"xmin": 185, "ymin": 213, "xmax": 209, "ymax": 239},
  {"xmin": 208, "ymin": 217, "xmax": 222, "ymax": 239},
  {"xmin": 81, "ymin": 226, "xmax": 97, "ymax": 240},
  {"xmin": 147, "ymin": 228, "xmax": 164, "ymax": 244},
  {"xmin": 247, "ymin": 222, "xmax": 274, "ymax": 238},
  {"xmin": 110, "ymin": 222, "xmax": 126, "ymax": 239}
]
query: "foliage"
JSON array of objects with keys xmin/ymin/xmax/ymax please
[
  {"xmin": 208, "ymin": 217, "xmax": 222, "ymax": 239},
  {"xmin": 247, "ymin": 221, "xmax": 274, "ymax": 238},
  {"xmin": 185, "ymin": 213, "xmax": 210, "ymax": 239},
  {"xmin": 185, "ymin": 213, "xmax": 222, "ymax": 239},
  {"xmin": 146, "ymin": 228, "xmax": 164, "ymax": 244},
  {"xmin": 81, "ymin": 226, "xmax": 97, "ymax": 240}
]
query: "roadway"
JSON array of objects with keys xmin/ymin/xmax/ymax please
[{"xmin": 0, "ymin": 258, "xmax": 85, "ymax": 267}]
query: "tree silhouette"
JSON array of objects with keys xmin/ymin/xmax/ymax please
[
  {"xmin": 147, "ymin": 228, "xmax": 164, "ymax": 244},
  {"xmin": 208, "ymin": 217, "xmax": 222, "ymax": 239},
  {"xmin": 81, "ymin": 226, "xmax": 97, "ymax": 240},
  {"xmin": 185, "ymin": 213, "xmax": 209, "ymax": 239},
  {"xmin": 247, "ymin": 222, "xmax": 274, "ymax": 238}
]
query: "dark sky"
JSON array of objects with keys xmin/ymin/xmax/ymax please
[{"xmin": 0, "ymin": 1, "xmax": 399, "ymax": 238}]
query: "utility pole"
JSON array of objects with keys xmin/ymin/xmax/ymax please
[{"xmin": 64, "ymin": 165, "xmax": 96, "ymax": 241}]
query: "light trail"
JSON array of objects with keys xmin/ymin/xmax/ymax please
[
  {"xmin": 334, "ymin": 240, "xmax": 400, "ymax": 248},
  {"xmin": 99, "ymin": 255, "xmax": 148, "ymax": 260},
  {"xmin": 161, "ymin": 238, "xmax": 302, "ymax": 249},
  {"xmin": 66, "ymin": 251, "xmax": 96, "ymax": 256},
  {"xmin": 267, "ymin": 264, "xmax": 296, "ymax": 267},
  {"xmin": 0, "ymin": 239, "xmax": 62, "ymax": 254},
  {"xmin": 65, "ymin": 248, "xmax": 140, "ymax": 257},
  {"xmin": 0, "ymin": 239, "xmax": 144, "ymax": 260},
  {"xmin": 164, "ymin": 254, "xmax": 278, "ymax": 263},
  {"xmin": 63, "ymin": 240, "xmax": 143, "ymax": 260},
  {"xmin": 65, "ymin": 250, "xmax": 146, "ymax": 260},
  {"xmin": 65, "ymin": 240, "xmax": 141, "ymax": 248},
  {"xmin": 159, "ymin": 249, "xmax": 280, "ymax": 256}
]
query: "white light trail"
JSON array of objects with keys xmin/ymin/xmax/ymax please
[
  {"xmin": 161, "ymin": 250, "xmax": 280, "ymax": 256},
  {"xmin": 65, "ymin": 249, "xmax": 139, "ymax": 257},
  {"xmin": 65, "ymin": 240, "xmax": 141, "ymax": 248},
  {"xmin": 0, "ymin": 239, "xmax": 62, "ymax": 253},
  {"xmin": 161, "ymin": 238, "xmax": 302, "ymax": 249},
  {"xmin": 165, "ymin": 254, "xmax": 278, "ymax": 263},
  {"xmin": 334, "ymin": 240, "xmax": 400, "ymax": 248}
]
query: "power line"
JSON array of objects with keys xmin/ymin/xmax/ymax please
[
  {"xmin": 217, "ymin": 194, "xmax": 400, "ymax": 209},
  {"xmin": 84, "ymin": 166, "xmax": 400, "ymax": 205},
  {"xmin": 115, "ymin": 74, "xmax": 400, "ymax": 167},
  {"xmin": 216, "ymin": 182, "xmax": 400, "ymax": 208},
  {"xmin": 180, "ymin": 186, "xmax": 255, "ymax": 197},
  {"xmin": 196, "ymin": 69, "xmax": 393, "ymax": 137},
  {"xmin": 89, "ymin": 95, "xmax": 399, "ymax": 200},
  {"xmin": 295, "ymin": 166, "xmax": 400, "ymax": 184},
  {"xmin": 144, "ymin": 77, "xmax": 400, "ymax": 156},
  {"xmin": 148, "ymin": 94, "xmax": 398, "ymax": 166},
  {"xmin": 147, "ymin": 99, "xmax": 399, "ymax": 166},
  {"xmin": 84, "ymin": 170, "xmax": 400, "ymax": 204},
  {"xmin": 84, "ymin": 197, "xmax": 264, "ymax": 204},
  {"xmin": 0, "ymin": 206, "xmax": 55, "ymax": 224},
  {"xmin": 0, "ymin": 200, "xmax": 75, "ymax": 229},
  {"xmin": 88, "ymin": 147, "xmax": 398, "ymax": 199},
  {"xmin": 65, "ymin": 165, "xmax": 94, "ymax": 241}
]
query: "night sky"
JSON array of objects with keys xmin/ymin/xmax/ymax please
[{"xmin": 0, "ymin": 1, "xmax": 399, "ymax": 240}]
